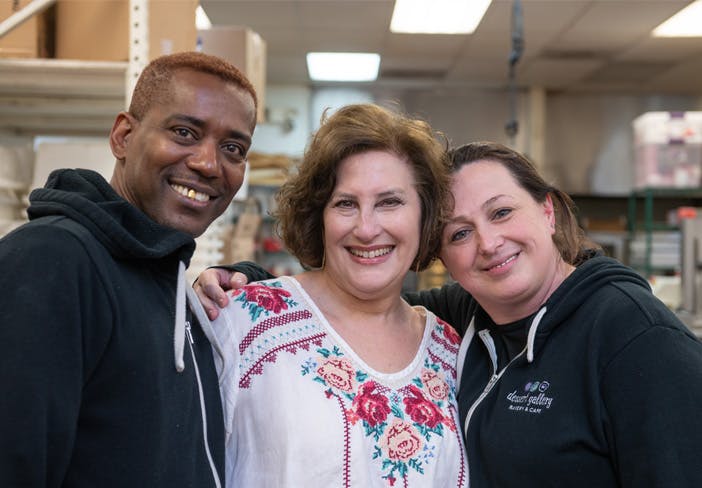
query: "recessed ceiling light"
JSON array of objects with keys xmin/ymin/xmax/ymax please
[
  {"xmin": 653, "ymin": 0, "xmax": 702, "ymax": 37},
  {"xmin": 196, "ymin": 5, "xmax": 212, "ymax": 30},
  {"xmin": 306, "ymin": 52, "xmax": 381, "ymax": 82},
  {"xmin": 390, "ymin": 0, "xmax": 492, "ymax": 34}
]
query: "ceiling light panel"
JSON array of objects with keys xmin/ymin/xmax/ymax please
[{"xmin": 390, "ymin": 0, "xmax": 492, "ymax": 34}]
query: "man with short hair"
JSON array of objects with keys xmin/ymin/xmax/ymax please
[{"xmin": 0, "ymin": 51, "xmax": 257, "ymax": 487}]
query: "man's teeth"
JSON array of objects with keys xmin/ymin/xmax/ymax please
[
  {"xmin": 349, "ymin": 247, "xmax": 392, "ymax": 258},
  {"xmin": 172, "ymin": 184, "xmax": 210, "ymax": 202}
]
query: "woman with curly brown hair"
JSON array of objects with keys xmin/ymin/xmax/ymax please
[{"xmin": 210, "ymin": 103, "xmax": 468, "ymax": 487}]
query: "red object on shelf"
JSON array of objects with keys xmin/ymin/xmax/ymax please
[
  {"xmin": 677, "ymin": 206, "xmax": 698, "ymax": 221},
  {"xmin": 262, "ymin": 236, "xmax": 284, "ymax": 253}
]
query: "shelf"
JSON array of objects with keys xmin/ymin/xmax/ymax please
[
  {"xmin": 0, "ymin": 58, "xmax": 127, "ymax": 136},
  {"xmin": 630, "ymin": 187, "xmax": 702, "ymax": 198},
  {"xmin": 627, "ymin": 188, "xmax": 702, "ymax": 277},
  {"xmin": 628, "ymin": 223, "xmax": 678, "ymax": 232}
]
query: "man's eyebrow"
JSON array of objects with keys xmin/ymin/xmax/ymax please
[
  {"xmin": 166, "ymin": 114, "xmax": 251, "ymax": 144},
  {"xmin": 167, "ymin": 114, "xmax": 205, "ymax": 128}
]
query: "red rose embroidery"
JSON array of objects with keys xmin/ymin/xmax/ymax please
[
  {"xmin": 421, "ymin": 369, "xmax": 449, "ymax": 401},
  {"xmin": 441, "ymin": 321, "xmax": 461, "ymax": 345},
  {"xmin": 244, "ymin": 284, "xmax": 291, "ymax": 314},
  {"xmin": 317, "ymin": 357, "xmax": 356, "ymax": 392},
  {"xmin": 403, "ymin": 385, "xmax": 443, "ymax": 428},
  {"xmin": 352, "ymin": 381, "xmax": 391, "ymax": 427},
  {"xmin": 380, "ymin": 419, "xmax": 422, "ymax": 461}
]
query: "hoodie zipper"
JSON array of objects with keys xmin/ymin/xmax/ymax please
[
  {"xmin": 463, "ymin": 306, "xmax": 547, "ymax": 443},
  {"xmin": 185, "ymin": 320, "xmax": 195, "ymax": 344},
  {"xmin": 185, "ymin": 320, "xmax": 222, "ymax": 488},
  {"xmin": 463, "ymin": 330, "xmax": 528, "ymax": 439}
]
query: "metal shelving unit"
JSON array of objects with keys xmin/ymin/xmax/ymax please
[
  {"xmin": 627, "ymin": 187, "xmax": 702, "ymax": 277},
  {"xmin": 0, "ymin": 0, "xmax": 147, "ymax": 137},
  {"xmin": 0, "ymin": 58, "xmax": 127, "ymax": 136}
]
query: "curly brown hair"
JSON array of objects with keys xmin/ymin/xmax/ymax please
[
  {"xmin": 448, "ymin": 141, "xmax": 600, "ymax": 265},
  {"xmin": 128, "ymin": 51, "xmax": 258, "ymax": 122},
  {"xmin": 273, "ymin": 103, "xmax": 453, "ymax": 271}
]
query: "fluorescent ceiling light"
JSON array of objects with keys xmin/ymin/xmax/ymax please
[
  {"xmin": 653, "ymin": 0, "xmax": 702, "ymax": 37},
  {"xmin": 390, "ymin": 0, "xmax": 491, "ymax": 34},
  {"xmin": 306, "ymin": 52, "xmax": 381, "ymax": 81},
  {"xmin": 196, "ymin": 5, "xmax": 212, "ymax": 30}
]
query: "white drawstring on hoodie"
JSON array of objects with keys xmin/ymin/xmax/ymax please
[
  {"xmin": 172, "ymin": 260, "xmax": 224, "ymax": 488},
  {"xmin": 526, "ymin": 306, "xmax": 547, "ymax": 363},
  {"xmin": 174, "ymin": 261, "xmax": 187, "ymax": 372},
  {"xmin": 174, "ymin": 261, "xmax": 224, "ymax": 372}
]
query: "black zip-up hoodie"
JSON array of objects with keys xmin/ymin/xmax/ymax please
[
  {"xmin": 0, "ymin": 169, "xmax": 224, "ymax": 487},
  {"xmin": 407, "ymin": 256, "xmax": 702, "ymax": 487}
]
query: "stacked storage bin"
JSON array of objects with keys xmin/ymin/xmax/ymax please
[{"xmin": 633, "ymin": 111, "xmax": 702, "ymax": 189}]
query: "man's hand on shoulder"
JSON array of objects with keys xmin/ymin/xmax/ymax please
[{"xmin": 194, "ymin": 268, "xmax": 248, "ymax": 320}]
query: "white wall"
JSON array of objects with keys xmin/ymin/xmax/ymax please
[
  {"xmin": 13, "ymin": 85, "xmax": 702, "ymax": 198},
  {"xmin": 250, "ymin": 85, "xmax": 312, "ymax": 158}
]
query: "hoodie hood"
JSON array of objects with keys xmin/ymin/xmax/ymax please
[
  {"xmin": 469, "ymin": 255, "xmax": 651, "ymax": 366},
  {"xmin": 28, "ymin": 168, "xmax": 196, "ymax": 264},
  {"xmin": 539, "ymin": 255, "xmax": 650, "ymax": 330},
  {"xmin": 28, "ymin": 168, "xmax": 199, "ymax": 372},
  {"xmin": 524, "ymin": 256, "xmax": 650, "ymax": 362}
]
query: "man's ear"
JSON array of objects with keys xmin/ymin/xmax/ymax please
[{"xmin": 109, "ymin": 112, "xmax": 134, "ymax": 160}]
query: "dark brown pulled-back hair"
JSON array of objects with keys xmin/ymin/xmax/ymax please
[
  {"xmin": 448, "ymin": 141, "xmax": 600, "ymax": 265},
  {"xmin": 273, "ymin": 103, "xmax": 453, "ymax": 271}
]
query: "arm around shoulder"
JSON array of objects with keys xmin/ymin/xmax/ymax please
[{"xmin": 403, "ymin": 281, "xmax": 476, "ymax": 336}]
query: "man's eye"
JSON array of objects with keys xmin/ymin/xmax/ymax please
[
  {"xmin": 219, "ymin": 143, "xmax": 248, "ymax": 164},
  {"xmin": 222, "ymin": 143, "xmax": 237, "ymax": 153},
  {"xmin": 173, "ymin": 127, "xmax": 195, "ymax": 139}
]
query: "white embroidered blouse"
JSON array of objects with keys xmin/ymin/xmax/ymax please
[{"xmin": 213, "ymin": 276, "xmax": 468, "ymax": 488}]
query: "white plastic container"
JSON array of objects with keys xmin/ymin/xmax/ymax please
[{"xmin": 633, "ymin": 111, "xmax": 702, "ymax": 188}]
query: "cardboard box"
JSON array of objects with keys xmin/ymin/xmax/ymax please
[
  {"xmin": 0, "ymin": 0, "xmax": 52, "ymax": 58},
  {"xmin": 55, "ymin": 0, "xmax": 197, "ymax": 61},
  {"xmin": 198, "ymin": 26, "xmax": 267, "ymax": 122}
]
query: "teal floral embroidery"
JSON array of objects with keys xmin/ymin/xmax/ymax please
[{"xmin": 232, "ymin": 281, "xmax": 297, "ymax": 321}]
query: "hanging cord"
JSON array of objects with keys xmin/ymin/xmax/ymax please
[{"xmin": 505, "ymin": 0, "xmax": 524, "ymax": 145}]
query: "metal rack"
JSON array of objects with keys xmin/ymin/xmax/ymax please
[
  {"xmin": 0, "ymin": 0, "xmax": 148, "ymax": 136},
  {"xmin": 627, "ymin": 187, "xmax": 702, "ymax": 277}
]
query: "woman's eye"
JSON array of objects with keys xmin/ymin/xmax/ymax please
[
  {"xmin": 494, "ymin": 208, "xmax": 512, "ymax": 219},
  {"xmin": 334, "ymin": 199, "xmax": 354, "ymax": 208},
  {"xmin": 378, "ymin": 197, "xmax": 403, "ymax": 207},
  {"xmin": 449, "ymin": 229, "xmax": 470, "ymax": 242}
]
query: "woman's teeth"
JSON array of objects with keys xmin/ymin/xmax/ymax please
[
  {"xmin": 349, "ymin": 247, "xmax": 392, "ymax": 258},
  {"xmin": 492, "ymin": 255, "xmax": 516, "ymax": 269},
  {"xmin": 172, "ymin": 184, "xmax": 210, "ymax": 202}
]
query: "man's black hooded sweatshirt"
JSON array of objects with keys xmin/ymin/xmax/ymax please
[{"xmin": 0, "ymin": 169, "xmax": 224, "ymax": 487}]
